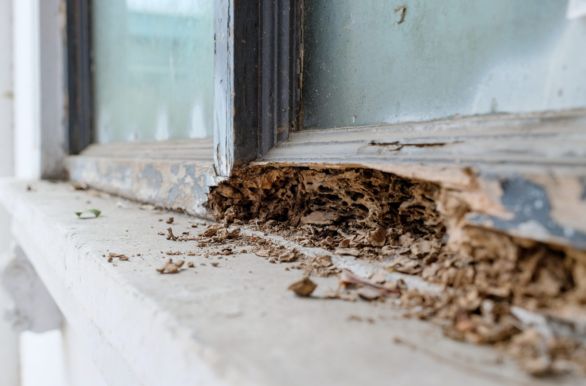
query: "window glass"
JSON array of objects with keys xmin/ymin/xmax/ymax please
[
  {"xmin": 303, "ymin": 0, "xmax": 586, "ymax": 129},
  {"xmin": 92, "ymin": 0, "xmax": 213, "ymax": 143}
]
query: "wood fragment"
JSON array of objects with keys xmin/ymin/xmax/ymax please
[
  {"xmin": 107, "ymin": 253, "xmax": 129, "ymax": 263},
  {"xmin": 166, "ymin": 227, "xmax": 178, "ymax": 241},
  {"xmin": 288, "ymin": 277, "xmax": 317, "ymax": 297},
  {"xmin": 157, "ymin": 259, "xmax": 184, "ymax": 274}
]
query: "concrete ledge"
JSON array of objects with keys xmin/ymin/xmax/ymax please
[{"xmin": 0, "ymin": 180, "xmax": 576, "ymax": 386}]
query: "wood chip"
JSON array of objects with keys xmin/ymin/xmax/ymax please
[
  {"xmin": 288, "ymin": 277, "xmax": 317, "ymax": 297},
  {"xmin": 157, "ymin": 259, "xmax": 184, "ymax": 274},
  {"xmin": 368, "ymin": 227, "xmax": 387, "ymax": 247},
  {"xmin": 107, "ymin": 253, "xmax": 129, "ymax": 263},
  {"xmin": 335, "ymin": 247, "xmax": 361, "ymax": 257},
  {"xmin": 166, "ymin": 227, "xmax": 178, "ymax": 241},
  {"xmin": 72, "ymin": 182, "xmax": 89, "ymax": 191}
]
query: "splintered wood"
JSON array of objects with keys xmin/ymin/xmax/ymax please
[{"xmin": 207, "ymin": 165, "xmax": 586, "ymax": 377}]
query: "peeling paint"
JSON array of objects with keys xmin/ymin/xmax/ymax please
[
  {"xmin": 467, "ymin": 175, "xmax": 586, "ymax": 250},
  {"xmin": 67, "ymin": 157, "xmax": 215, "ymax": 218}
]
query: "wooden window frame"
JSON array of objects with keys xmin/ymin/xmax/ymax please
[
  {"xmin": 66, "ymin": 0, "xmax": 302, "ymax": 165},
  {"xmin": 66, "ymin": 0, "xmax": 586, "ymax": 250},
  {"xmin": 66, "ymin": 0, "xmax": 302, "ymax": 215}
]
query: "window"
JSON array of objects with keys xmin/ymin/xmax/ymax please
[
  {"xmin": 92, "ymin": 0, "xmax": 214, "ymax": 143},
  {"xmin": 66, "ymin": 0, "xmax": 586, "ymax": 250},
  {"xmin": 302, "ymin": 0, "xmax": 586, "ymax": 129}
]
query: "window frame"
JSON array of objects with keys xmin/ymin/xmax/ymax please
[
  {"xmin": 66, "ymin": 0, "xmax": 586, "ymax": 251},
  {"xmin": 66, "ymin": 0, "xmax": 303, "ymax": 214},
  {"xmin": 213, "ymin": 0, "xmax": 303, "ymax": 176},
  {"xmin": 66, "ymin": 0, "xmax": 93, "ymax": 155},
  {"xmin": 66, "ymin": 0, "xmax": 302, "ymax": 170}
]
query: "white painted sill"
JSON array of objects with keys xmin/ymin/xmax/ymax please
[{"xmin": 0, "ymin": 180, "xmax": 550, "ymax": 386}]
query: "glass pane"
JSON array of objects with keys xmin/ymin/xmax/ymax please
[
  {"xmin": 92, "ymin": 0, "xmax": 214, "ymax": 143},
  {"xmin": 303, "ymin": 0, "xmax": 586, "ymax": 129}
]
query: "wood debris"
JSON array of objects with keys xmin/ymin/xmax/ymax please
[
  {"xmin": 157, "ymin": 259, "xmax": 184, "ymax": 274},
  {"xmin": 207, "ymin": 166, "xmax": 444, "ymax": 262},
  {"xmin": 339, "ymin": 270, "xmax": 402, "ymax": 300},
  {"xmin": 72, "ymin": 182, "xmax": 89, "ymax": 191},
  {"xmin": 288, "ymin": 277, "xmax": 317, "ymax": 297},
  {"xmin": 107, "ymin": 253, "xmax": 129, "ymax": 263},
  {"xmin": 166, "ymin": 227, "xmax": 178, "ymax": 241},
  {"xmin": 206, "ymin": 165, "xmax": 586, "ymax": 377}
]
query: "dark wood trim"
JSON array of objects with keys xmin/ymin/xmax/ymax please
[
  {"xmin": 259, "ymin": 0, "xmax": 304, "ymax": 155},
  {"xmin": 214, "ymin": 0, "xmax": 303, "ymax": 176},
  {"xmin": 232, "ymin": 0, "xmax": 261, "ymax": 164},
  {"xmin": 66, "ymin": 0, "xmax": 93, "ymax": 155}
]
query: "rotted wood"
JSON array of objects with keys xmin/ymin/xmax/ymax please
[{"xmin": 261, "ymin": 110, "xmax": 586, "ymax": 251}]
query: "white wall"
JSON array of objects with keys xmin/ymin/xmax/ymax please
[
  {"xmin": 21, "ymin": 331, "xmax": 67, "ymax": 386},
  {"xmin": 13, "ymin": 0, "xmax": 41, "ymax": 179},
  {"xmin": 62, "ymin": 324, "xmax": 108, "ymax": 386},
  {"xmin": 10, "ymin": 1, "xmax": 69, "ymax": 385},
  {"xmin": 0, "ymin": 0, "xmax": 14, "ymax": 179},
  {"xmin": 13, "ymin": 0, "xmax": 66, "ymax": 179}
]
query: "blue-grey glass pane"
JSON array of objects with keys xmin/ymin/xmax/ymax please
[
  {"xmin": 92, "ymin": 0, "xmax": 213, "ymax": 143},
  {"xmin": 304, "ymin": 0, "xmax": 586, "ymax": 129}
]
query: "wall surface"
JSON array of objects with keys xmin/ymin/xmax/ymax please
[
  {"xmin": 13, "ymin": 0, "xmax": 66, "ymax": 179},
  {"xmin": 0, "ymin": 0, "xmax": 20, "ymax": 385},
  {"xmin": 8, "ymin": 1, "xmax": 69, "ymax": 385},
  {"xmin": 20, "ymin": 331, "xmax": 67, "ymax": 386},
  {"xmin": 0, "ymin": 0, "xmax": 14, "ymax": 179},
  {"xmin": 13, "ymin": 0, "xmax": 42, "ymax": 178}
]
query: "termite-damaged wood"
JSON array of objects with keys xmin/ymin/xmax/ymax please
[
  {"xmin": 208, "ymin": 164, "xmax": 586, "ymax": 376},
  {"xmin": 208, "ymin": 165, "xmax": 446, "ymax": 261}
]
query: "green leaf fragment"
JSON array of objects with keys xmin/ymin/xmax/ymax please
[{"xmin": 75, "ymin": 209, "xmax": 102, "ymax": 219}]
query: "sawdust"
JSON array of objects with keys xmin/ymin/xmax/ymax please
[
  {"xmin": 192, "ymin": 223, "xmax": 339, "ymax": 277},
  {"xmin": 206, "ymin": 165, "xmax": 586, "ymax": 377}
]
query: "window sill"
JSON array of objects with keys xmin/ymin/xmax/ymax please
[{"xmin": 0, "ymin": 180, "xmax": 565, "ymax": 386}]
